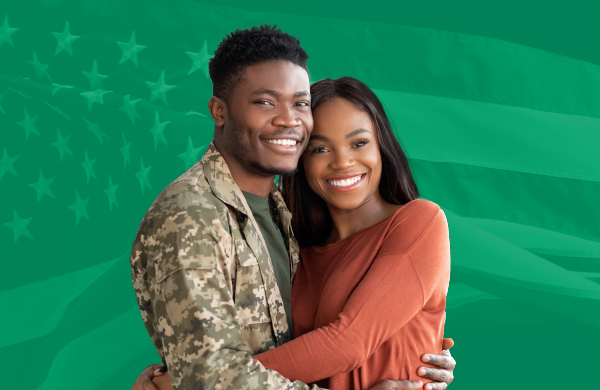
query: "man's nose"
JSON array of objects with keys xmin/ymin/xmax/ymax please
[{"xmin": 272, "ymin": 105, "xmax": 301, "ymax": 128}]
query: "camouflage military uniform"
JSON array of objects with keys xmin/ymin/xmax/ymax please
[{"xmin": 131, "ymin": 142, "xmax": 322, "ymax": 389}]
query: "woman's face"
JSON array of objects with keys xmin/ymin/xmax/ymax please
[{"xmin": 303, "ymin": 97, "xmax": 382, "ymax": 212}]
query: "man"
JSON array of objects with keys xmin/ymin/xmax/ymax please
[{"xmin": 131, "ymin": 25, "xmax": 455, "ymax": 390}]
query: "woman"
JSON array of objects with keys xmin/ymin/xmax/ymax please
[{"xmin": 136, "ymin": 77, "xmax": 450, "ymax": 390}]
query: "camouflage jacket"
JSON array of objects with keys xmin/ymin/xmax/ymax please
[{"xmin": 130, "ymin": 142, "xmax": 322, "ymax": 389}]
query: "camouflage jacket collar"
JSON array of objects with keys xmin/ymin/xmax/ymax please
[{"xmin": 201, "ymin": 141, "xmax": 294, "ymax": 242}]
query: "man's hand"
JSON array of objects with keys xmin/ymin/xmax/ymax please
[
  {"xmin": 417, "ymin": 338, "xmax": 456, "ymax": 390},
  {"xmin": 132, "ymin": 364, "xmax": 167, "ymax": 390}
]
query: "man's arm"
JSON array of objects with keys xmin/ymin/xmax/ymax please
[{"xmin": 140, "ymin": 205, "xmax": 319, "ymax": 390}]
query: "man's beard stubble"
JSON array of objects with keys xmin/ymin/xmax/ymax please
[{"xmin": 227, "ymin": 114, "xmax": 299, "ymax": 177}]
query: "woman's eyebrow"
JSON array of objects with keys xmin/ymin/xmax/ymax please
[
  {"xmin": 309, "ymin": 134, "xmax": 330, "ymax": 141},
  {"xmin": 346, "ymin": 128, "xmax": 370, "ymax": 139}
]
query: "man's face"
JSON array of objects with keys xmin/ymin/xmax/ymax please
[{"xmin": 220, "ymin": 61, "xmax": 313, "ymax": 176}]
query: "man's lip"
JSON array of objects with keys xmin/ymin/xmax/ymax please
[{"xmin": 324, "ymin": 173, "xmax": 366, "ymax": 181}]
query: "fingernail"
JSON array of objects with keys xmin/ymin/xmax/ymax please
[
  {"xmin": 418, "ymin": 367, "xmax": 426, "ymax": 376},
  {"xmin": 423, "ymin": 354, "xmax": 430, "ymax": 362},
  {"xmin": 155, "ymin": 368, "xmax": 164, "ymax": 373}
]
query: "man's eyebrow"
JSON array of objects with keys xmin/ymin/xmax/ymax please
[
  {"xmin": 251, "ymin": 88, "xmax": 282, "ymax": 97},
  {"xmin": 309, "ymin": 134, "xmax": 330, "ymax": 141},
  {"xmin": 346, "ymin": 128, "xmax": 370, "ymax": 139},
  {"xmin": 294, "ymin": 91, "xmax": 310, "ymax": 98},
  {"xmin": 251, "ymin": 89, "xmax": 310, "ymax": 98}
]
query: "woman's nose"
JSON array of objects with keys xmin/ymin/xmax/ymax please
[{"xmin": 329, "ymin": 150, "xmax": 355, "ymax": 170}]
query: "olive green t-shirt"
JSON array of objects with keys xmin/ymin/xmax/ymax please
[{"xmin": 241, "ymin": 190, "xmax": 293, "ymax": 336}]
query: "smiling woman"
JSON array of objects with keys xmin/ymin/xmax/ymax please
[
  {"xmin": 255, "ymin": 77, "xmax": 450, "ymax": 389},
  {"xmin": 282, "ymin": 77, "xmax": 419, "ymax": 247}
]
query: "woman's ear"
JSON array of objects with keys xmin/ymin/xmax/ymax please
[{"xmin": 209, "ymin": 96, "xmax": 227, "ymax": 128}]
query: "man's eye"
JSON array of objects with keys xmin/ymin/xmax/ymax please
[
  {"xmin": 296, "ymin": 101, "xmax": 310, "ymax": 107},
  {"xmin": 255, "ymin": 100, "xmax": 272, "ymax": 105}
]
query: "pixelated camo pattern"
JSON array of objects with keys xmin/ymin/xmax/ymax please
[{"xmin": 131, "ymin": 142, "xmax": 318, "ymax": 389}]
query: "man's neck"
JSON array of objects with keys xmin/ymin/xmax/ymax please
[{"xmin": 213, "ymin": 141, "xmax": 275, "ymax": 197}]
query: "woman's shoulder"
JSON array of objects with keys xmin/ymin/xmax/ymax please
[{"xmin": 381, "ymin": 199, "xmax": 447, "ymax": 255}]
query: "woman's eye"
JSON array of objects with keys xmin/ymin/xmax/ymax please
[
  {"xmin": 308, "ymin": 146, "xmax": 327, "ymax": 154},
  {"xmin": 352, "ymin": 139, "xmax": 369, "ymax": 148}
]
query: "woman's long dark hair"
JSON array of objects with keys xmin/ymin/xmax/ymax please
[{"xmin": 280, "ymin": 77, "xmax": 419, "ymax": 247}]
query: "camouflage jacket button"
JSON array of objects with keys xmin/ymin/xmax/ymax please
[{"xmin": 238, "ymin": 213, "xmax": 248, "ymax": 223}]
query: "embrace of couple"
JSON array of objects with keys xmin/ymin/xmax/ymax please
[{"xmin": 130, "ymin": 25, "xmax": 455, "ymax": 390}]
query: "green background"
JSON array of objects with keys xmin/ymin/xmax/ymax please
[{"xmin": 1, "ymin": 0, "xmax": 599, "ymax": 388}]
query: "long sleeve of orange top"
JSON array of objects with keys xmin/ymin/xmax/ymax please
[{"xmin": 254, "ymin": 208, "xmax": 449, "ymax": 384}]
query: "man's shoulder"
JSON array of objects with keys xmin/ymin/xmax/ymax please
[{"xmin": 135, "ymin": 161, "xmax": 233, "ymax": 242}]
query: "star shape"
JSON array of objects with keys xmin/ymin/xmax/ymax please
[
  {"xmin": 135, "ymin": 158, "xmax": 152, "ymax": 194},
  {"xmin": 185, "ymin": 110, "xmax": 207, "ymax": 117},
  {"xmin": 0, "ymin": 15, "xmax": 18, "ymax": 48},
  {"xmin": 149, "ymin": 111, "xmax": 170, "ymax": 149},
  {"xmin": 3, "ymin": 210, "xmax": 33, "ymax": 243},
  {"xmin": 51, "ymin": 128, "xmax": 74, "ymax": 162},
  {"xmin": 0, "ymin": 148, "xmax": 19, "ymax": 180},
  {"xmin": 51, "ymin": 83, "xmax": 73, "ymax": 95},
  {"xmin": 81, "ymin": 149, "xmax": 97, "ymax": 184},
  {"xmin": 145, "ymin": 70, "xmax": 176, "ymax": 106},
  {"xmin": 82, "ymin": 117, "xmax": 109, "ymax": 144},
  {"xmin": 103, "ymin": 174, "xmax": 119, "ymax": 211},
  {"xmin": 120, "ymin": 133, "xmax": 132, "ymax": 168},
  {"xmin": 117, "ymin": 31, "xmax": 146, "ymax": 67},
  {"xmin": 82, "ymin": 60, "xmax": 109, "ymax": 90},
  {"xmin": 178, "ymin": 136, "xmax": 205, "ymax": 169},
  {"xmin": 0, "ymin": 92, "xmax": 5, "ymax": 114},
  {"xmin": 43, "ymin": 101, "xmax": 70, "ymax": 121},
  {"xmin": 80, "ymin": 89, "xmax": 111, "ymax": 111},
  {"xmin": 17, "ymin": 107, "xmax": 41, "ymax": 140},
  {"xmin": 29, "ymin": 169, "xmax": 56, "ymax": 203},
  {"xmin": 52, "ymin": 21, "xmax": 80, "ymax": 57},
  {"xmin": 26, "ymin": 51, "xmax": 52, "ymax": 81},
  {"xmin": 185, "ymin": 41, "xmax": 213, "ymax": 78},
  {"xmin": 118, "ymin": 95, "xmax": 142, "ymax": 125},
  {"xmin": 67, "ymin": 190, "xmax": 89, "ymax": 225}
]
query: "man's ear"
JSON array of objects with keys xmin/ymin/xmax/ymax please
[{"xmin": 209, "ymin": 96, "xmax": 227, "ymax": 128}]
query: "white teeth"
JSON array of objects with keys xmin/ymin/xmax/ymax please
[
  {"xmin": 265, "ymin": 139, "xmax": 297, "ymax": 146},
  {"xmin": 326, "ymin": 175, "xmax": 363, "ymax": 187}
]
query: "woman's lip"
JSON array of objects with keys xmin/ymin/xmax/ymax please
[
  {"xmin": 323, "ymin": 173, "xmax": 367, "ymax": 192},
  {"xmin": 324, "ymin": 172, "xmax": 366, "ymax": 181}
]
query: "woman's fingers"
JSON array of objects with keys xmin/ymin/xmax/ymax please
[{"xmin": 132, "ymin": 364, "xmax": 164, "ymax": 390}]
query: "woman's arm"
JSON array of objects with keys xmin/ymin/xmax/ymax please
[{"xmin": 254, "ymin": 209, "xmax": 450, "ymax": 384}]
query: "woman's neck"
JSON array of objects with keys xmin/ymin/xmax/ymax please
[{"xmin": 324, "ymin": 193, "xmax": 401, "ymax": 245}]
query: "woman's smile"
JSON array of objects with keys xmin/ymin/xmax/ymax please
[{"xmin": 303, "ymin": 97, "xmax": 382, "ymax": 212}]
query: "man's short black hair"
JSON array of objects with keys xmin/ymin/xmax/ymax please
[{"xmin": 209, "ymin": 25, "xmax": 309, "ymax": 103}]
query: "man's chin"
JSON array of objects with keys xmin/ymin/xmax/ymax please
[{"xmin": 250, "ymin": 161, "xmax": 298, "ymax": 177}]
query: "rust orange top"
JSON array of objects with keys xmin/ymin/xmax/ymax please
[{"xmin": 254, "ymin": 199, "xmax": 450, "ymax": 390}]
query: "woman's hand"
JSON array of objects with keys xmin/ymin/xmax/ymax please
[
  {"xmin": 132, "ymin": 338, "xmax": 456, "ymax": 390},
  {"xmin": 131, "ymin": 364, "xmax": 170, "ymax": 390},
  {"xmin": 417, "ymin": 338, "xmax": 456, "ymax": 390}
]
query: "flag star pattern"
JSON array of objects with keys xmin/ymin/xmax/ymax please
[
  {"xmin": 3, "ymin": 210, "xmax": 33, "ymax": 243},
  {"xmin": 52, "ymin": 21, "xmax": 80, "ymax": 57}
]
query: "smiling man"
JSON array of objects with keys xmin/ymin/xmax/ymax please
[{"xmin": 130, "ymin": 25, "xmax": 455, "ymax": 390}]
